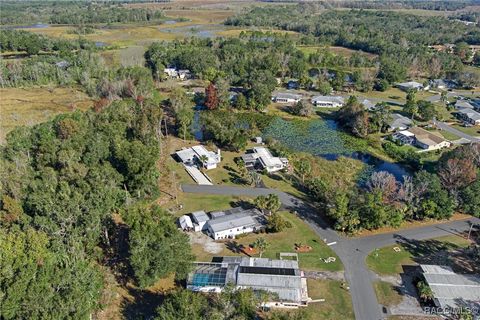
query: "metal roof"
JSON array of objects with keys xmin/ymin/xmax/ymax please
[
  {"xmin": 311, "ymin": 95, "xmax": 344, "ymax": 104},
  {"xmin": 273, "ymin": 92, "xmax": 302, "ymax": 100},
  {"xmin": 389, "ymin": 113, "xmax": 413, "ymax": 129},
  {"xmin": 421, "ymin": 264, "xmax": 480, "ymax": 310},
  {"xmin": 206, "ymin": 211, "xmax": 261, "ymax": 233},
  {"xmin": 191, "ymin": 210, "xmax": 209, "ymax": 223}
]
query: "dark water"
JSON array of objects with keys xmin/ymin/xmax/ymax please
[
  {"xmin": 2, "ymin": 23, "xmax": 50, "ymax": 29},
  {"xmin": 94, "ymin": 41, "xmax": 108, "ymax": 47},
  {"xmin": 263, "ymin": 117, "xmax": 409, "ymax": 181}
]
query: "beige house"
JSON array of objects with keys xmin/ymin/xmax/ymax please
[{"xmin": 407, "ymin": 127, "xmax": 451, "ymax": 151}]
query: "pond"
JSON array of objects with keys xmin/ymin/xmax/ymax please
[
  {"xmin": 263, "ymin": 117, "xmax": 409, "ymax": 180},
  {"xmin": 2, "ymin": 23, "xmax": 50, "ymax": 29},
  {"xmin": 160, "ymin": 24, "xmax": 229, "ymax": 38}
]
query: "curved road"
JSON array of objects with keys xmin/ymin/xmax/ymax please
[{"xmin": 181, "ymin": 184, "xmax": 480, "ymax": 320}]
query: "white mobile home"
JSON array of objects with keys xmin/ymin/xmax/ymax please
[{"xmin": 311, "ymin": 95, "xmax": 344, "ymax": 108}]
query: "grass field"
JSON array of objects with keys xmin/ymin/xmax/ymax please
[
  {"xmin": 366, "ymin": 235, "xmax": 472, "ymax": 276},
  {"xmin": 191, "ymin": 211, "xmax": 342, "ymax": 271},
  {"xmin": 304, "ymin": 279, "xmax": 354, "ymax": 320},
  {"xmin": 0, "ymin": 86, "xmax": 92, "ymax": 143},
  {"xmin": 373, "ymin": 281, "xmax": 403, "ymax": 307}
]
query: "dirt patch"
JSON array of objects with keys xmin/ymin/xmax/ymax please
[
  {"xmin": 295, "ymin": 244, "xmax": 312, "ymax": 252},
  {"xmin": 189, "ymin": 232, "xmax": 223, "ymax": 255}
]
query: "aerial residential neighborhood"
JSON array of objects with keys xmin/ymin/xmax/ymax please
[{"xmin": 1, "ymin": 1, "xmax": 480, "ymax": 320}]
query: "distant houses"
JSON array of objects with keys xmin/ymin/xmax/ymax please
[
  {"xmin": 179, "ymin": 207, "xmax": 264, "ymax": 240},
  {"xmin": 311, "ymin": 95, "xmax": 345, "ymax": 108},
  {"xmin": 396, "ymin": 81, "xmax": 424, "ymax": 92},
  {"xmin": 176, "ymin": 145, "xmax": 221, "ymax": 170},
  {"xmin": 393, "ymin": 127, "xmax": 451, "ymax": 151},
  {"xmin": 272, "ymin": 92, "xmax": 302, "ymax": 104},
  {"xmin": 187, "ymin": 256, "xmax": 310, "ymax": 308},
  {"xmin": 242, "ymin": 147, "xmax": 289, "ymax": 173},
  {"xmin": 164, "ymin": 67, "xmax": 191, "ymax": 80},
  {"xmin": 388, "ymin": 113, "xmax": 413, "ymax": 131}
]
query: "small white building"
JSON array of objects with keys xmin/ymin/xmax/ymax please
[
  {"xmin": 206, "ymin": 209, "xmax": 264, "ymax": 240},
  {"xmin": 191, "ymin": 211, "xmax": 209, "ymax": 232},
  {"xmin": 396, "ymin": 81, "xmax": 424, "ymax": 92},
  {"xmin": 311, "ymin": 95, "xmax": 345, "ymax": 108},
  {"xmin": 164, "ymin": 67, "xmax": 191, "ymax": 80},
  {"xmin": 272, "ymin": 92, "xmax": 302, "ymax": 104},
  {"xmin": 179, "ymin": 215, "xmax": 194, "ymax": 231},
  {"xmin": 388, "ymin": 113, "xmax": 413, "ymax": 131},
  {"xmin": 176, "ymin": 145, "xmax": 221, "ymax": 170},
  {"xmin": 242, "ymin": 147, "xmax": 288, "ymax": 173}
]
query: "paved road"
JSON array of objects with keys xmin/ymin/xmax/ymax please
[
  {"xmin": 434, "ymin": 120, "xmax": 480, "ymax": 142},
  {"xmin": 181, "ymin": 184, "xmax": 480, "ymax": 320}
]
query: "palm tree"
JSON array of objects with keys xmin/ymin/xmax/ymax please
[
  {"xmin": 254, "ymin": 195, "xmax": 268, "ymax": 214},
  {"xmin": 295, "ymin": 159, "xmax": 311, "ymax": 184},
  {"xmin": 252, "ymin": 237, "xmax": 269, "ymax": 258},
  {"xmin": 198, "ymin": 154, "xmax": 208, "ymax": 170},
  {"xmin": 265, "ymin": 194, "xmax": 281, "ymax": 215},
  {"xmin": 416, "ymin": 281, "xmax": 433, "ymax": 302}
]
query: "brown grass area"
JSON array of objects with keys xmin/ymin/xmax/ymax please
[{"xmin": 0, "ymin": 86, "xmax": 92, "ymax": 143}]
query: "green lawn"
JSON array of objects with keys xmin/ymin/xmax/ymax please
[
  {"xmin": 373, "ymin": 281, "xmax": 403, "ymax": 307},
  {"xmin": 451, "ymin": 124, "xmax": 480, "ymax": 137},
  {"xmin": 176, "ymin": 193, "xmax": 249, "ymax": 217},
  {"xmin": 304, "ymin": 279, "xmax": 354, "ymax": 320},
  {"xmin": 366, "ymin": 235, "xmax": 472, "ymax": 276},
  {"xmin": 191, "ymin": 211, "xmax": 342, "ymax": 271}
]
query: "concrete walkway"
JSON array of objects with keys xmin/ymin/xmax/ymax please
[
  {"xmin": 183, "ymin": 165, "xmax": 212, "ymax": 185},
  {"xmin": 181, "ymin": 184, "xmax": 480, "ymax": 320}
]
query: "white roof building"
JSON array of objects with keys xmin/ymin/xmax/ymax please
[
  {"xmin": 396, "ymin": 81, "xmax": 424, "ymax": 92},
  {"xmin": 205, "ymin": 208, "xmax": 263, "ymax": 240},
  {"xmin": 241, "ymin": 147, "xmax": 288, "ymax": 173},
  {"xmin": 311, "ymin": 95, "xmax": 345, "ymax": 108},
  {"xmin": 272, "ymin": 92, "xmax": 302, "ymax": 104},
  {"xmin": 179, "ymin": 215, "xmax": 193, "ymax": 230},
  {"xmin": 176, "ymin": 145, "xmax": 221, "ymax": 170}
]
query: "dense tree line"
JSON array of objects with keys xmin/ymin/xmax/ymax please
[
  {"xmin": 155, "ymin": 287, "xmax": 308, "ymax": 320},
  {"xmin": 258, "ymin": 0, "xmax": 474, "ymax": 11},
  {"xmin": 146, "ymin": 35, "xmax": 305, "ymax": 110},
  {"xmin": 297, "ymin": 143, "xmax": 480, "ymax": 233},
  {"xmin": 226, "ymin": 6, "xmax": 474, "ymax": 81},
  {"xmin": 0, "ymin": 1, "xmax": 165, "ymax": 25},
  {"xmin": 0, "ymin": 99, "xmax": 193, "ymax": 318}
]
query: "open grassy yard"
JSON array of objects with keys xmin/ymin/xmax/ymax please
[
  {"xmin": 298, "ymin": 45, "xmax": 377, "ymax": 59},
  {"xmin": 304, "ymin": 279, "xmax": 354, "ymax": 320},
  {"xmin": 190, "ymin": 211, "xmax": 342, "ymax": 271},
  {"xmin": 373, "ymin": 281, "xmax": 403, "ymax": 307},
  {"xmin": 451, "ymin": 124, "xmax": 480, "ymax": 137},
  {"xmin": 0, "ymin": 86, "xmax": 92, "ymax": 143},
  {"xmin": 366, "ymin": 235, "xmax": 472, "ymax": 276}
]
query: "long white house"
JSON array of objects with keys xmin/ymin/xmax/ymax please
[
  {"xmin": 272, "ymin": 92, "xmax": 302, "ymax": 104},
  {"xmin": 311, "ymin": 95, "xmax": 344, "ymax": 108}
]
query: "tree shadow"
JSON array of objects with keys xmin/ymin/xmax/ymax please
[
  {"xmin": 226, "ymin": 240, "xmax": 244, "ymax": 254},
  {"xmin": 121, "ymin": 286, "xmax": 165, "ymax": 320},
  {"xmin": 229, "ymin": 199, "xmax": 255, "ymax": 209},
  {"xmin": 393, "ymin": 234, "xmax": 477, "ymax": 274}
]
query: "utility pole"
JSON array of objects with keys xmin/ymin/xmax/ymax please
[{"xmin": 467, "ymin": 223, "xmax": 476, "ymax": 240}]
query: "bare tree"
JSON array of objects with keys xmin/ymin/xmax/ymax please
[
  {"xmin": 438, "ymin": 158, "xmax": 477, "ymax": 193},
  {"xmin": 367, "ymin": 171, "xmax": 399, "ymax": 204}
]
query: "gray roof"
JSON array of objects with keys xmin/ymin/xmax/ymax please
[
  {"xmin": 389, "ymin": 113, "xmax": 413, "ymax": 129},
  {"xmin": 421, "ymin": 265, "xmax": 480, "ymax": 310},
  {"xmin": 191, "ymin": 210, "xmax": 209, "ymax": 223},
  {"xmin": 311, "ymin": 95, "xmax": 344, "ymax": 104},
  {"xmin": 455, "ymin": 100, "xmax": 474, "ymax": 109},
  {"xmin": 273, "ymin": 92, "xmax": 302, "ymax": 100},
  {"xmin": 206, "ymin": 210, "xmax": 261, "ymax": 233},
  {"xmin": 458, "ymin": 108, "xmax": 480, "ymax": 121}
]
